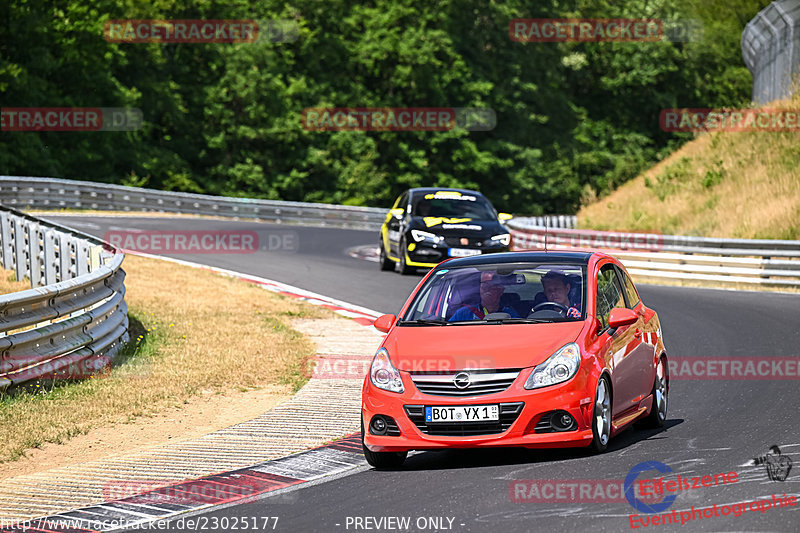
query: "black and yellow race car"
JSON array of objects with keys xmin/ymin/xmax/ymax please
[{"xmin": 379, "ymin": 188, "xmax": 512, "ymax": 274}]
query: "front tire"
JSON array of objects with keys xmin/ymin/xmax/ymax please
[
  {"xmin": 378, "ymin": 241, "xmax": 394, "ymax": 271},
  {"xmin": 590, "ymin": 376, "xmax": 612, "ymax": 453},
  {"xmin": 641, "ymin": 356, "xmax": 668, "ymax": 428},
  {"xmin": 361, "ymin": 419, "xmax": 407, "ymax": 469}
]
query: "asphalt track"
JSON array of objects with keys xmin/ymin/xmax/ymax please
[{"xmin": 45, "ymin": 215, "xmax": 800, "ymax": 533}]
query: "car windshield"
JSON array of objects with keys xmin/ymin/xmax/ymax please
[
  {"xmin": 411, "ymin": 192, "xmax": 496, "ymax": 219},
  {"xmin": 401, "ymin": 262, "xmax": 586, "ymax": 324}
]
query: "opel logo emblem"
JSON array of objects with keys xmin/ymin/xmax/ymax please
[
  {"xmin": 460, "ymin": 238, "xmax": 469, "ymax": 245},
  {"xmin": 453, "ymin": 371, "xmax": 471, "ymax": 389}
]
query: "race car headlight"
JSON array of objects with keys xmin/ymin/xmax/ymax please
[
  {"xmin": 524, "ymin": 343, "xmax": 580, "ymax": 389},
  {"xmin": 491, "ymin": 233, "xmax": 511, "ymax": 246},
  {"xmin": 370, "ymin": 348, "xmax": 404, "ymax": 393},
  {"xmin": 410, "ymin": 230, "xmax": 443, "ymax": 244}
]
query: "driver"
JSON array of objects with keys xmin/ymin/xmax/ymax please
[
  {"xmin": 540, "ymin": 270, "xmax": 581, "ymax": 318},
  {"xmin": 449, "ymin": 271, "xmax": 520, "ymax": 321}
]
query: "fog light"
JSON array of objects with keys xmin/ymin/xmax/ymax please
[
  {"xmin": 370, "ymin": 416, "xmax": 387, "ymax": 435},
  {"xmin": 551, "ymin": 410, "xmax": 576, "ymax": 431}
]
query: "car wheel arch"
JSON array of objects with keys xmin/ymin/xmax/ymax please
[
  {"xmin": 589, "ymin": 370, "xmax": 613, "ymax": 421},
  {"xmin": 598, "ymin": 370, "xmax": 613, "ymax": 401},
  {"xmin": 656, "ymin": 351, "xmax": 670, "ymax": 391}
]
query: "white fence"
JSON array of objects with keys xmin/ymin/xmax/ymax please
[
  {"xmin": 508, "ymin": 220, "xmax": 800, "ymax": 288},
  {"xmin": 742, "ymin": 0, "xmax": 800, "ymax": 105}
]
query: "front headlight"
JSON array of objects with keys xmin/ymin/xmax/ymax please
[
  {"xmin": 524, "ymin": 343, "xmax": 581, "ymax": 389},
  {"xmin": 370, "ymin": 348, "xmax": 404, "ymax": 393},
  {"xmin": 410, "ymin": 229, "xmax": 443, "ymax": 244},
  {"xmin": 490, "ymin": 233, "xmax": 511, "ymax": 246}
]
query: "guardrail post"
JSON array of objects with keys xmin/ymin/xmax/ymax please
[
  {"xmin": 44, "ymin": 229, "xmax": 58, "ymax": 285},
  {"xmin": 59, "ymin": 233, "xmax": 73, "ymax": 281},
  {"xmin": 28, "ymin": 222, "xmax": 42, "ymax": 287},
  {"xmin": 0, "ymin": 212, "xmax": 11, "ymax": 269},
  {"xmin": 76, "ymin": 239, "xmax": 89, "ymax": 276},
  {"xmin": 89, "ymin": 245, "xmax": 101, "ymax": 272},
  {"xmin": 13, "ymin": 217, "xmax": 26, "ymax": 282}
]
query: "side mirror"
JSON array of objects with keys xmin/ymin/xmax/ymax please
[
  {"xmin": 390, "ymin": 208, "xmax": 404, "ymax": 218},
  {"xmin": 373, "ymin": 313, "xmax": 396, "ymax": 333},
  {"xmin": 608, "ymin": 308, "xmax": 637, "ymax": 329},
  {"xmin": 498, "ymin": 212, "xmax": 513, "ymax": 222}
]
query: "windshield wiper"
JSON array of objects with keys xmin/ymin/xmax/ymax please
[
  {"xmin": 483, "ymin": 317, "xmax": 550, "ymax": 324},
  {"xmin": 398, "ymin": 318, "xmax": 450, "ymax": 326}
]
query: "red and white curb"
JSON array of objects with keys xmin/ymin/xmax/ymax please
[{"xmin": 2, "ymin": 436, "xmax": 364, "ymax": 533}]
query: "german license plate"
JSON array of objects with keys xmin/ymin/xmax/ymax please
[
  {"xmin": 425, "ymin": 405, "xmax": 499, "ymax": 423},
  {"xmin": 449, "ymin": 248, "xmax": 481, "ymax": 257}
]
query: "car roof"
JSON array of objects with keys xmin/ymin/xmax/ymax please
[
  {"xmin": 440, "ymin": 250, "xmax": 595, "ymax": 267},
  {"xmin": 407, "ymin": 187, "xmax": 486, "ymax": 199}
]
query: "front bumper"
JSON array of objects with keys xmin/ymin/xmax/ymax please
[
  {"xmin": 362, "ymin": 368, "xmax": 595, "ymax": 452},
  {"xmin": 405, "ymin": 240, "xmax": 509, "ymax": 267}
]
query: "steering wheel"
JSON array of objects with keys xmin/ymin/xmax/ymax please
[{"xmin": 531, "ymin": 301, "xmax": 569, "ymax": 315}]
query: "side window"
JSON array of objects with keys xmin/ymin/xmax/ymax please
[
  {"xmin": 392, "ymin": 192, "xmax": 407, "ymax": 212},
  {"xmin": 620, "ymin": 269, "xmax": 640, "ymax": 309},
  {"xmin": 398, "ymin": 192, "xmax": 409, "ymax": 214},
  {"xmin": 596, "ymin": 264, "xmax": 626, "ymax": 330}
]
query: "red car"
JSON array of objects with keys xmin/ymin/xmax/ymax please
[{"xmin": 361, "ymin": 251, "xmax": 668, "ymax": 468}]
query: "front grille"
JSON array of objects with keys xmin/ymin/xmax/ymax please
[
  {"xmin": 443, "ymin": 237, "xmax": 484, "ymax": 247},
  {"xmin": 384, "ymin": 416, "xmax": 401, "ymax": 436},
  {"xmin": 404, "ymin": 402, "xmax": 524, "ymax": 436},
  {"xmin": 409, "ymin": 370, "xmax": 520, "ymax": 396}
]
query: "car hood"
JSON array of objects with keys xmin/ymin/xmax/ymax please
[
  {"xmin": 384, "ymin": 321, "xmax": 585, "ymax": 372},
  {"xmin": 409, "ymin": 216, "xmax": 506, "ymax": 237}
]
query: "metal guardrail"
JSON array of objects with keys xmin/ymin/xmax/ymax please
[
  {"xmin": 0, "ymin": 176, "xmax": 388, "ymax": 230},
  {"xmin": 508, "ymin": 219, "xmax": 800, "ymax": 287},
  {"xmin": 0, "ymin": 176, "xmax": 579, "ymax": 231},
  {"xmin": 4, "ymin": 175, "xmax": 796, "ymax": 290},
  {"xmin": 0, "ymin": 205, "xmax": 128, "ymax": 391},
  {"xmin": 742, "ymin": 0, "xmax": 800, "ymax": 105},
  {"xmin": 509, "ymin": 215, "xmax": 577, "ymax": 229}
]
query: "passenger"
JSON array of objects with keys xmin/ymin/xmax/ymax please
[
  {"xmin": 540, "ymin": 270, "xmax": 581, "ymax": 318},
  {"xmin": 449, "ymin": 271, "xmax": 520, "ymax": 321}
]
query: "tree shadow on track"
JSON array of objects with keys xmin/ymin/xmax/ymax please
[{"xmin": 396, "ymin": 419, "xmax": 684, "ymax": 471}]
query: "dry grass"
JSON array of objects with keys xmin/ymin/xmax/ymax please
[
  {"xmin": 0, "ymin": 269, "xmax": 33, "ymax": 295},
  {"xmin": 579, "ymin": 95, "xmax": 800, "ymax": 239},
  {"xmin": 0, "ymin": 253, "xmax": 333, "ymax": 463}
]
